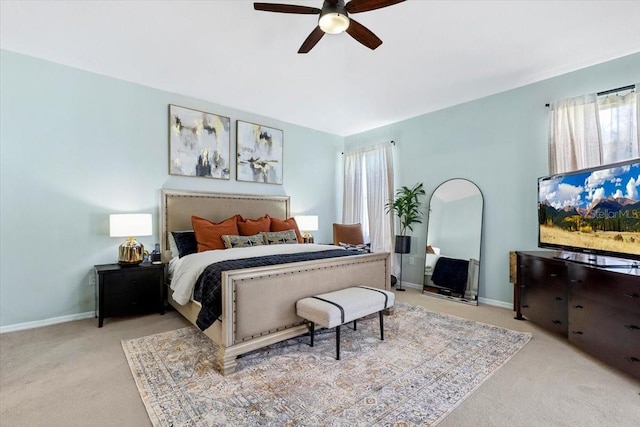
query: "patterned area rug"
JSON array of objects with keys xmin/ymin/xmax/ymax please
[{"xmin": 122, "ymin": 303, "xmax": 531, "ymax": 426}]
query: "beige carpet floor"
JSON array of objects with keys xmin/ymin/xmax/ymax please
[{"xmin": 1, "ymin": 288, "xmax": 639, "ymax": 426}]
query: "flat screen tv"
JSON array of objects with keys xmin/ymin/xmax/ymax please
[{"xmin": 538, "ymin": 158, "xmax": 640, "ymax": 262}]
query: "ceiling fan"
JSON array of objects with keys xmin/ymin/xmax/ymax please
[{"xmin": 253, "ymin": 0, "xmax": 406, "ymax": 53}]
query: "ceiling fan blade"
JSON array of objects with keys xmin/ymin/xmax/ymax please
[
  {"xmin": 345, "ymin": 18, "xmax": 382, "ymax": 50},
  {"xmin": 346, "ymin": 0, "xmax": 405, "ymax": 14},
  {"xmin": 298, "ymin": 26, "xmax": 325, "ymax": 53},
  {"xmin": 254, "ymin": 3, "xmax": 321, "ymax": 14}
]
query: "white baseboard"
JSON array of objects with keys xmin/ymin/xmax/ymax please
[
  {"xmin": 0, "ymin": 311, "xmax": 95, "ymax": 334},
  {"xmin": 398, "ymin": 281, "xmax": 513, "ymax": 309},
  {"xmin": 477, "ymin": 297, "xmax": 513, "ymax": 309}
]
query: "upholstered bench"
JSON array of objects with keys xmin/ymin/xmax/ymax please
[{"xmin": 296, "ymin": 286, "xmax": 395, "ymax": 360}]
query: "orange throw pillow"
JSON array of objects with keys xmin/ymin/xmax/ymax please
[
  {"xmin": 238, "ymin": 215, "xmax": 271, "ymax": 236},
  {"xmin": 191, "ymin": 215, "xmax": 240, "ymax": 252},
  {"xmin": 269, "ymin": 216, "xmax": 303, "ymax": 243}
]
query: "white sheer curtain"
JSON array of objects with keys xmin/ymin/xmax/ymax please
[
  {"xmin": 548, "ymin": 85, "xmax": 639, "ymax": 173},
  {"xmin": 343, "ymin": 151, "xmax": 364, "ymax": 225},
  {"xmin": 548, "ymin": 94, "xmax": 602, "ymax": 174},
  {"xmin": 343, "ymin": 143, "xmax": 394, "ymax": 255},
  {"xmin": 598, "ymin": 89, "xmax": 639, "ymax": 163}
]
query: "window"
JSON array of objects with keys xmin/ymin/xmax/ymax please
[
  {"xmin": 343, "ymin": 143, "xmax": 394, "ymax": 255},
  {"xmin": 548, "ymin": 84, "xmax": 639, "ymax": 173},
  {"xmin": 598, "ymin": 89, "xmax": 638, "ymax": 163}
]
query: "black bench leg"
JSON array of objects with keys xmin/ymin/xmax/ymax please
[
  {"xmin": 379, "ymin": 310, "xmax": 384, "ymax": 341},
  {"xmin": 353, "ymin": 319, "xmax": 357, "ymax": 331},
  {"xmin": 310, "ymin": 322, "xmax": 315, "ymax": 347},
  {"xmin": 336, "ymin": 325, "xmax": 341, "ymax": 360}
]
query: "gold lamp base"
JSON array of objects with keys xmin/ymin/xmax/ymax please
[
  {"xmin": 302, "ymin": 231, "xmax": 314, "ymax": 244},
  {"xmin": 118, "ymin": 237, "xmax": 145, "ymax": 265}
]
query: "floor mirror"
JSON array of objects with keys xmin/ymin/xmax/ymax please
[{"xmin": 423, "ymin": 179, "xmax": 483, "ymax": 305}]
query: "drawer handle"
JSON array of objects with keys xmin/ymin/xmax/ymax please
[
  {"xmin": 571, "ymin": 331, "xmax": 583, "ymax": 335},
  {"xmin": 570, "ymin": 279, "xmax": 583, "ymax": 284},
  {"xmin": 521, "ymin": 305, "xmax": 529, "ymax": 308},
  {"xmin": 623, "ymin": 293, "xmax": 639, "ymax": 298},
  {"xmin": 572, "ymin": 305, "xmax": 584, "ymax": 309},
  {"xmin": 552, "ymin": 320, "xmax": 562, "ymax": 325},
  {"xmin": 626, "ymin": 357, "xmax": 640, "ymax": 363},
  {"xmin": 624, "ymin": 325, "xmax": 640, "ymax": 331},
  {"xmin": 549, "ymin": 273, "xmax": 558, "ymax": 277},
  {"xmin": 554, "ymin": 297, "xmax": 563, "ymax": 301}
]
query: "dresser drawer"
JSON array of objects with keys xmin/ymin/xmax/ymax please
[
  {"xmin": 569, "ymin": 304, "xmax": 640, "ymax": 378},
  {"xmin": 518, "ymin": 255, "xmax": 566, "ymax": 288},
  {"xmin": 102, "ymin": 291, "xmax": 156, "ymax": 317},
  {"xmin": 103, "ymin": 269, "xmax": 159, "ymax": 296},
  {"xmin": 569, "ymin": 303, "xmax": 640, "ymax": 348},
  {"xmin": 568, "ymin": 264, "xmax": 640, "ymax": 311},
  {"xmin": 520, "ymin": 283, "xmax": 568, "ymax": 336}
]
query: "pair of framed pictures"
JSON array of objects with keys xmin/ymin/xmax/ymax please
[{"xmin": 168, "ymin": 104, "xmax": 283, "ymax": 185}]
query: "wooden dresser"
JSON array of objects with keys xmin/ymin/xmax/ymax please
[{"xmin": 515, "ymin": 251, "xmax": 640, "ymax": 380}]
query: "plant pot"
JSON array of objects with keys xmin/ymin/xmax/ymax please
[{"xmin": 395, "ymin": 235, "xmax": 411, "ymax": 254}]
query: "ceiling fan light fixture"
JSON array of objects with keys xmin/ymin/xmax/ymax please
[{"xmin": 319, "ymin": 12, "xmax": 349, "ymax": 34}]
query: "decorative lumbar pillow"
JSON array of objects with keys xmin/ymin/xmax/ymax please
[
  {"xmin": 262, "ymin": 230, "xmax": 299, "ymax": 245},
  {"xmin": 170, "ymin": 230, "xmax": 198, "ymax": 258},
  {"xmin": 191, "ymin": 215, "xmax": 240, "ymax": 252},
  {"xmin": 237, "ymin": 215, "xmax": 271, "ymax": 236},
  {"xmin": 339, "ymin": 242, "xmax": 371, "ymax": 253},
  {"xmin": 221, "ymin": 234, "xmax": 265, "ymax": 249},
  {"xmin": 268, "ymin": 216, "xmax": 303, "ymax": 243}
]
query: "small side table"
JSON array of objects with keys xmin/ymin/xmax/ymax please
[{"xmin": 94, "ymin": 263, "xmax": 165, "ymax": 327}]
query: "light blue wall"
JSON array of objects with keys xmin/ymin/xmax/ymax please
[
  {"xmin": 2, "ymin": 50, "xmax": 639, "ymax": 326},
  {"xmin": 0, "ymin": 50, "xmax": 343, "ymax": 327},
  {"xmin": 344, "ymin": 52, "xmax": 640, "ymax": 304}
]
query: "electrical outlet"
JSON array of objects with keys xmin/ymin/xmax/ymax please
[
  {"xmin": 89, "ymin": 274, "xmax": 96, "ymax": 287},
  {"xmin": 409, "ymin": 256, "xmax": 415, "ymax": 265}
]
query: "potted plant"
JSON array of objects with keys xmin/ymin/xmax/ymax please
[
  {"xmin": 385, "ymin": 182, "xmax": 426, "ymax": 246},
  {"xmin": 385, "ymin": 183, "xmax": 426, "ymax": 290}
]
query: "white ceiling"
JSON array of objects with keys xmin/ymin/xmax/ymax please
[{"xmin": 2, "ymin": 0, "xmax": 640, "ymax": 136}]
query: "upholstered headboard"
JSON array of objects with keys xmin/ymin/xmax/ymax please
[{"xmin": 159, "ymin": 189, "xmax": 290, "ymax": 262}]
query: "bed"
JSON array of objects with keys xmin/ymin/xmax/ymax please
[{"xmin": 160, "ymin": 189, "xmax": 391, "ymax": 375}]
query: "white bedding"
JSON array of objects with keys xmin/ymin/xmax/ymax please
[{"xmin": 169, "ymin": 244, "xmax": 343, "ymax": 305}]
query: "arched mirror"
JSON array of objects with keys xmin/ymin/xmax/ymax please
[{"xmin": 423, "ymin": 179, "xmax": 483, "ymax": 305}]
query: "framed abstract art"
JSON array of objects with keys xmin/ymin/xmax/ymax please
[
  {"xmin": 236, "ymin": 120, "xmax": 284, "ymax": 184},
  {"xmin": 168, "ymin": 104, "xmax": 231, "ymax": 179}
]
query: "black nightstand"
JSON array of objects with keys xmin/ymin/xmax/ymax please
[{"xmin": 94, "ymin": 263, "xmax": 165, "ymax": 327}]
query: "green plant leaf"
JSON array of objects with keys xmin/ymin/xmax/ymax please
[{"xmin": 385, "ymin": 182, "xmax": 425, "ymax": 236}]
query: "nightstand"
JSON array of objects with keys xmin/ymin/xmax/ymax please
[{"xmin": 94, "ymin": 263, "xmax": 165, "ymax": 327}]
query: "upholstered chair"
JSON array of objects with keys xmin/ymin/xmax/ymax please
[{"xmin": 332, "ymin": 223, "xmax": 365, "ymax": 246}]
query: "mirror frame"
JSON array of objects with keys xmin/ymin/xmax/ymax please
[{"xmin": 422, "ymin": 178, "xmax": 483, "ymax": 306}]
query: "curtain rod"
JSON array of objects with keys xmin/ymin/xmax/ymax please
[
  {"xmin": 545, "ymin": 84, "xmax": 636, "ymax": 107},
  {"xmin": 597, "ymin": 84, "xmax": 636, "ymax": 96},
  {"xmin": 341, "ymin": 140, "xmax": 395, "ymax": 155}
]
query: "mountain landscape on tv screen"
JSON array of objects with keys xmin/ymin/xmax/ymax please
[{"xmin": 538, "ymin": 162, "xmax": 640, "ymax": 256}]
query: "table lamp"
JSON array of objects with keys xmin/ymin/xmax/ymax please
[
  {"xmin": 294, "ymin": 215, "xmax": 318, "ymax": 243},
  {"xmin": 109, "ymin": 213, "xmax": 153, "ymax": 265}
]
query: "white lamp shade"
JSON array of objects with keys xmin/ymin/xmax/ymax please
[
  {"xmin": 109, "ymin": 213, "xmax": 152, "ymax": 237},
  {"xmin": 294, "ymin": 215, "xmax": 318, "ymax": 231}
]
